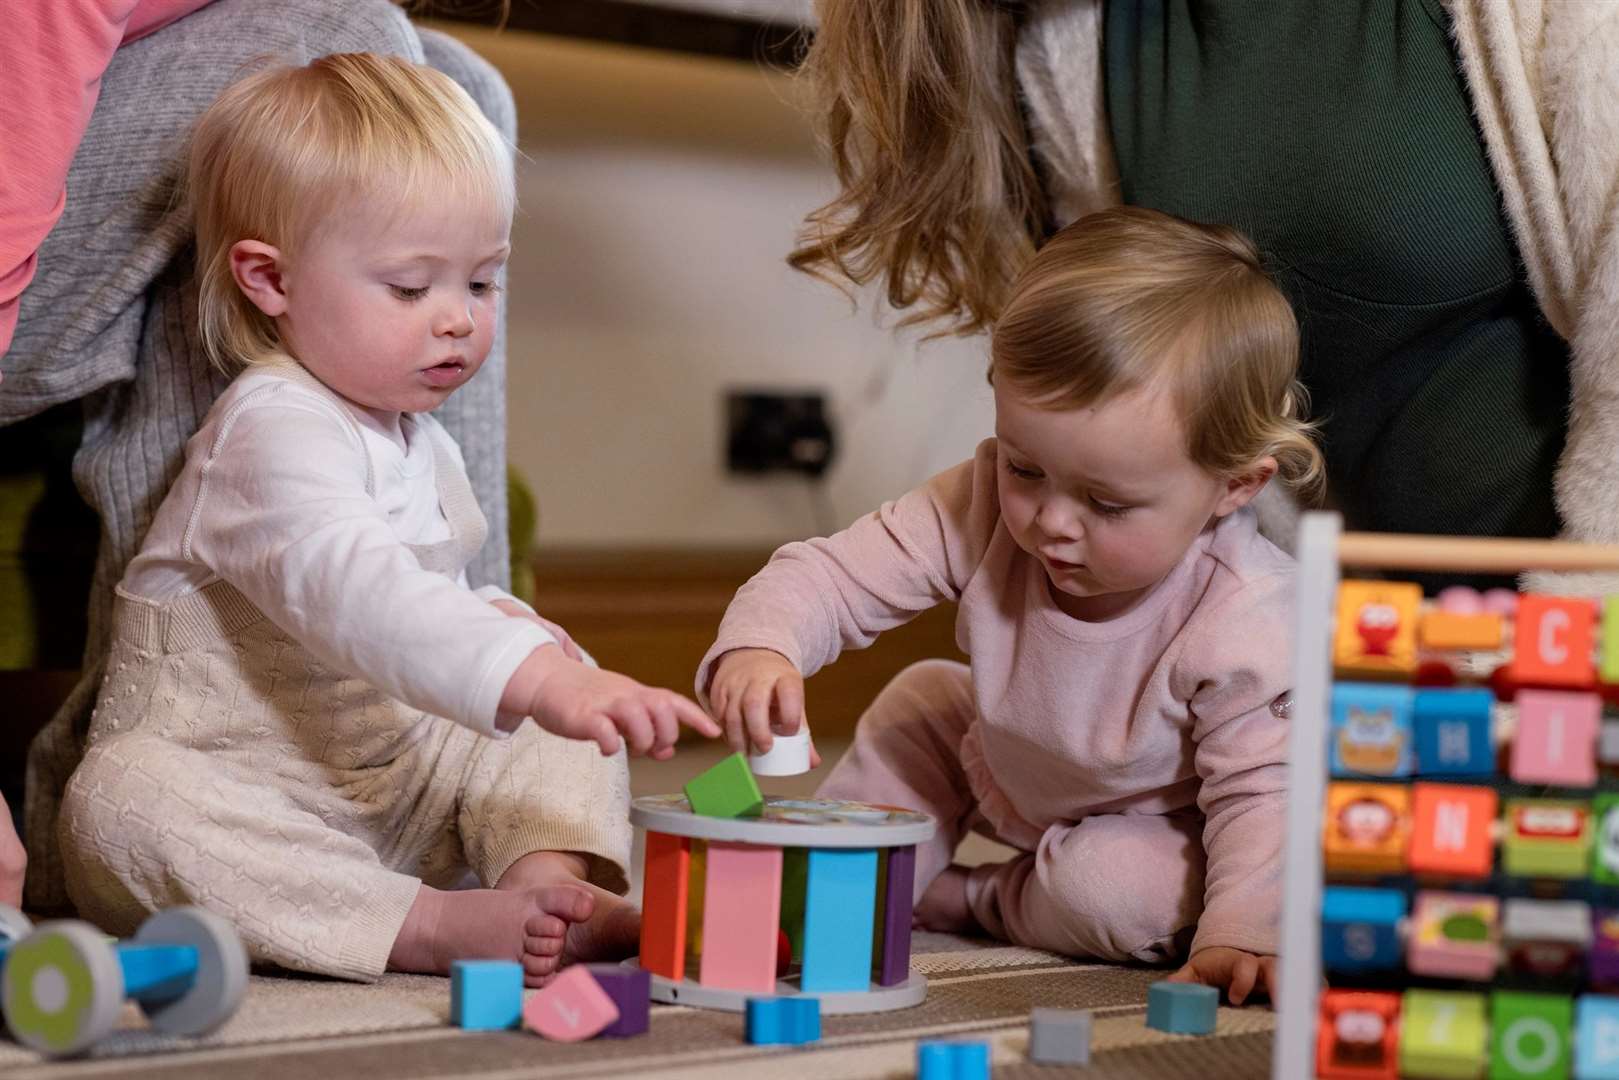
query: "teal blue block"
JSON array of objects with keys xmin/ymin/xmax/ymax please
[
  {"xmin": 745, "ymin": 996, "xmax": 820, "ymax": 1045},
  {"xmin": 1147, "ymin": 981, "xmax": 1218, "ymax": 1035},
  {"xmin": 917, "ymin": 1039, "xmax": 989, "ymax": 1080},
  {"xmin": 1577, "ymin": 996, "xmax": 1619, "ymax": 1080},
  {"xmin": 1414, "ymin": 687, "xmax": 1495, "ymax": 777},
  {"xmin": 1321, "ymin": 886, "xmax": 1406, "ymax": 973},
  {"xmin": 451, "ymin": 960, "xmax": 522, "ymax": 1030},
  {"xmin": 800, "ymin": 848, "xmax": 878, "ymax": 992},
  {"xmin": 1331, "ymin": 682, "xmax": 1415, "ymax": 777}
]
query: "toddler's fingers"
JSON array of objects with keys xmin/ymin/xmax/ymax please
[
  {"xmin": 589, "ymin": 714, "xmax": 623, "ymax": 757},
  {"xmin": 613, "ymin": 700, "xmax": 656, "ymax": 756},
  {"xmin": 772, "ymin": 678, "xmax": 806, "ymax": 735},
  {"xmin": 670, "ymin": 693, "xmax": 720, "ymax": 738},
  {"xmin": 1228, "ymin": 955, "xmax": 1258, "ymax": 1006},
  {"xmin": 740, "ymin": 683, "xmax": 775, "ymax": 755},
  {"xmin": 646, "ymin": 697, "xmax": 680, "ymax": 755}
]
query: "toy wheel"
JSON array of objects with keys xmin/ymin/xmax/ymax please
[
  {"xmin": 132, "ymin": 907, "xmax": 247, "ymax": 1036},
  {"xmin": 1, "ymin": 921, "xmax": 124, "ymax": 1057},
  {"xmin": 0, "ymin": 903, "xmax": 33, "ymax": 945}
]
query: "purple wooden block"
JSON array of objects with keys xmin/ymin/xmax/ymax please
[
  {"xmin": 1593, "ymin": 909, "xmax": 1619, "ymax": 990},
  {"xmin": 584, "ymin": 964, "xmax": 651, "ymax": 1037},
  {"xmin": 878, "ymin": 845, "xmax": 916, "ymax": 986}
]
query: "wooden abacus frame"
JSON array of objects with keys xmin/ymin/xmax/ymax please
[{"xmin": 1274, "ymin": 512, "xmax": 1619, "ymax": 1080}]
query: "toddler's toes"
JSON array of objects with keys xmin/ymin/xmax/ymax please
[{"xmin": 532, "ymin": 883, "xmax": 595, "ymax": 924}]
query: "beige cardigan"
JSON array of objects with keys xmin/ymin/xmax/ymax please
[{"xmin": 1015, "ymin": 0, "xmax": 1619, "ymax": 576}]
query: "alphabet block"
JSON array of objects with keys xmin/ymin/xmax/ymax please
[
  {"xmin": 1324, "ymin": 783, "xmax": 1411, "ymax": 876},
  {"xmin": 1409, "ymin": 783, "xmax": 1497, "ymax": 879},
  {"xmin": 1508, "ymin": 595, "xmax": 1596, "ymax": 691},
  {"xmin": 1316, "ymin": 990, "xmax": 1400, "ymax": 1080},
  {"xmin": 1334, "ymin": 581, "xmax": 1422, "ymax": 678},
  {"xmin": 1399, "ymin": 990, "xmax": 1487, "ymax": 1080},
  {"xmin": 523, "ymin": 966, "xmax": 620, "ymax": 1042},
  {"xmin": 1322, "ymin": 886, "xmax": 1405, "ymax": 974},
  {"xmin": 1331, "ymin": 683, "xmax": 1415, "ymax": 777},
  {"xmin": 450, "ymin": 960, "xmax": 523, "ymax": 1031},
  {"xmin": 1408, "ymin": 892, "xmax": 1500, "ymax": 982},
  {"xmin": 1413, "ymin": 687, "xmax": 1496, "ymax": 778},
  {"xmin": 1489, "ymin": 991, "xmax": 1572, "ymax": 1080},
  {"xmin": 1502, "ymin": 800, "xmax": 1593, "ymax": 880},
  {"xmin": 1510, "ymin": 690, "xmax": 1600, "ymax": 787}
]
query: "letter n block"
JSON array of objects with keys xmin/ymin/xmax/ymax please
[{"xmin": 1409, "ymin": 783, "xmax": 1497, "ymax": 879}]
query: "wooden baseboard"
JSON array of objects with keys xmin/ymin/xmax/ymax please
[{"xmin": 532, "ymin": 548, "xmax": 965, "ymax": 740}]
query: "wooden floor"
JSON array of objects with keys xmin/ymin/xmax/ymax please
[{"xmin": 533, "ymin": 547, "xmax": 965, "ymax": 740}]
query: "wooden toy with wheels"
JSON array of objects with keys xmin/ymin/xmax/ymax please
[{"xmin": 0, "ymin": 903, "xmax": 248, "ymax": 1057}]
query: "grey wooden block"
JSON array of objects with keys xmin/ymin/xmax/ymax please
[{"xmin": 1029, "ymin": 1007, "xmax": 1092, "ymax": 1066}]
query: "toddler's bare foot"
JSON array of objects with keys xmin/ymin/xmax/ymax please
[
  {"xmin": 914, "ymin": 864, "xmax": 982, "ymax": 935},
  {"xmin": 388, "ymin": 883, "xmax": 593, "ymax": 987},
  {"xmin": 496, "ymin": 852, "xmax": 641, "ymax": 967}
]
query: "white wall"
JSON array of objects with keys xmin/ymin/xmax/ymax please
[{"xmin": 440, "ymin": 26, "xmax": 994, "ymax": 547}]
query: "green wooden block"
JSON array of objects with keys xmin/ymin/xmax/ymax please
[
  {"xmin": 1603, "ymin": 596, "xmax": 1619, "ymax": 684},
  {"xmin": 684, "ymin": 752, "xmax": 764, "ymax": 818},
  {"xmin": 1401, "ymin": 990, "xmax": 1486, "ymax": 1079},
  {"xmin": 1489, "ymin": 991, "xmax": 1572, "ymax": 1080},
  {"xmin": 1502, "ymin": 800, "xmax": 1592, "ymax": 880}
]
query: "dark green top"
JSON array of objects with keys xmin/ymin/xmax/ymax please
[{"xmin": 1102, "ymin": 0, "xmax": 1569, "ymax": 541}]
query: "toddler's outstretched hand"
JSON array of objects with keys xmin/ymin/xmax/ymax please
[
  {"xmin": 1166, "ymin": 946, "xmax": 1276, "ymax": 1007},
  {"xmin": 708, "ymin": 648, "xmax": 821, "ymax": 767},
  {"xmin": 525, "ymin": 647, "xmax": 719, "ymax": 758}
]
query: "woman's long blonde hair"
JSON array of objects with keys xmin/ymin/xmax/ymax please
[
  {"xmin": 993, "ymin": 208, "xmax": 1325, "ymax": 501},
  {"xmin": 788, "ymin": 0, "xmax": 1043, "ymax": 335}
]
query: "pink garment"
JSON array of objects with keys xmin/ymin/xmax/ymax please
[
  {"xmin": 697, "ymin": 439, "xmax": 1294, "ymax": 958},
  {"xmin": 0, "ymin": 0, "xmax": 212, "ymax": 361}
]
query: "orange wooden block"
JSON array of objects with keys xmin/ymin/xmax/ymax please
[
  {"xmin": 1325, "ymin": 783, "xmax": 1411, "ymax": 876},
  {"xmin": 1420, "ymin": 611, "xmax": 1504, "ymax": 652},
  {"xmin": 639, "ymin": 831, "xmax": 690, "ymax": 980},
  {"xmin": 1335, "ymin": 581, "xmax": 1423, "ymax": 678},
  {"xmin": 1316, "ymin": 990, "xmax": 1401, "ymax": 1079},
  {"xmin": 1408, "ymin": 783, "xmax": 1497, "ymax": 879},
  {"xmin": 1508, "ymin": 594, "xmax": 1596, "ymax": 690}
]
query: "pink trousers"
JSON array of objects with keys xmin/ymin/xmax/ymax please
[{"xmin": 817, "ymin": 660, "xmax": 1204, "ymax": 963}]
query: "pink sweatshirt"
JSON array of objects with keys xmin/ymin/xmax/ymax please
[
  {"xmin": 0, "ymin": 0, "xmax": 212, "ymax": 362},
  {"xmin": 697, "ymin": 439, "xmax": 1295, "ymax": 953}
]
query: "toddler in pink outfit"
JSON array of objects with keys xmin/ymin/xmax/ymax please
[{"xmin": 697, "ymin": 207, "xmax": 1324, "ymax": 1004}]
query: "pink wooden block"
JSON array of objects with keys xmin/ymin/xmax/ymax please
[
  {"xmin": 522, "ymin": 966, "xmax": 620, "ymax": 1042},
  {"xmin": 1511, "ymin": 689, "xmax": 1600, "ymax": 786},
  {"xmin": 698, "ymin": 842, "xmax": 782, "ymax": 994}
]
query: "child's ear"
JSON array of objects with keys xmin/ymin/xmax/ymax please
[
  {"xmin": 1214, "ymin": 456, "xmax": 1278, "ymax": 517},
  {"xmin": 229, "ymin": 240, "xmax": 288, "ymax": 317}
]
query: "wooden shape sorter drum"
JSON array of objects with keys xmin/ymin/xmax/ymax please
[{"xmin": 629, "ymin": 794, "xmax": 935, "ymax": 1014}]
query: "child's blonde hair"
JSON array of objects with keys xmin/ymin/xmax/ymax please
[
  {"xmin": 189, "ymin": 52, "xmax": 515, "ymax": 370},
  {"xmin": 991, "ymin": 207, "xmax": 1325, "ymax": 502}
]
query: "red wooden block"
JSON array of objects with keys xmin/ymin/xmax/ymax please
[
  {"xmin": 1508, "ymin": 595, "xmax": 1596, "ymax": 690},
  {"xmin": 639, "ymin": 832, "xmax": 690, "ymax": 981},
  {"xmin": 1408, "ymin": 784, "xmax": 1497, "ymax": 879},
  {"xmin": 1317, "ymin": 990, "xmax": 1401, "ymax": 1079}
]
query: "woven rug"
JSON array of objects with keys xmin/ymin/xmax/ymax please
[{"xmin": 0, "ymin": 933, "xmax": 1275, "ymax": 1078}]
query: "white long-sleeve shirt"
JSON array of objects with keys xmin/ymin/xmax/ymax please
[{"xmin": 122, "ymin": 362, "xmax": 552, "ymax": 736}]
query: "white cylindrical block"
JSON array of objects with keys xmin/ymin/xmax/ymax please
[{"xmin": 748, "ymin": 728, "xmax": 813, "ymax": 777}]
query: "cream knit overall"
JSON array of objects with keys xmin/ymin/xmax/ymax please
[{"xmin": 56, "ymin": 375, "xmax": 629, "ymax": 982}]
